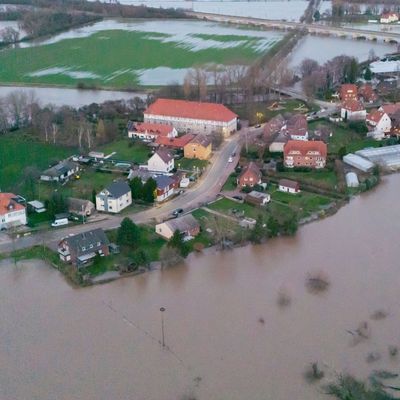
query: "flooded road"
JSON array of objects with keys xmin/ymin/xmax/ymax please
[{"xmin": 1, "ymin": 174, "xmax": 400, "ymax": 400}]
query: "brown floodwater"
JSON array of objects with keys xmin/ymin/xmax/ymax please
[{"xmin": 1, "ymin": 174, "xmax": 400, "ymax": 400}]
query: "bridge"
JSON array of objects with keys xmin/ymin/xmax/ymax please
[{"xmin": 186, "ymin": 11, "xmax": 400, "ymax": 43}]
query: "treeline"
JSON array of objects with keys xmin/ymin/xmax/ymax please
[
  {"xmin": 330, "ymin": 0, "xmax": 400, "ymax": 21},
  {"xmin": 0, "ymin": 0, "xmax": 187, "ymax": 19},
  {"xmin": 20, "ymin": 11, "xmax": 100, "ymax": 38},
  {"xmin": 300, "ymin": 55, "xmax": 360, "ymax": 99},
  {"xmin": 0, "ymin": 90, "xmax": 148, "ymax": 150}
]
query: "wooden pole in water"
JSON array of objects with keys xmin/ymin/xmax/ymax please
[{"xmin": 160, "ymin": 307, "xmax": 166, "ymax": 348}]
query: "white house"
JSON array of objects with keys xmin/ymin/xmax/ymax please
[
  {"xmin": 155, "ymin": 214, "xmax": 200, "ymax": 240},
  {"xmin": 0, "ymin": 193, "xmax": 27, "ymax": 230},
  {"xmin": 148, "ymin": 149, "xmax": 174, "ymax": 173},
  {"xmin": 380, "ymin": 12, "xmax": 398, "ymax": 24},
  {"xmin": 278, "ymin": 179, "xmax": 300, "ymax": 194},
  {"xmin": 40, "ymin": 160, "xmax": 79, "ymax": 182},
  {"xmin": 127, "ymin": 121, "xmax": 177, "ymax": 141},
  {"xmin": 96, "ymin": 181, "xmax": 132, "ymax": 213},
  {"xmin": 286, "ymin": 114, "xmax": 309, "ymax": 141},
  {"xmin": 366, "ymin": 110, "xmax": 391, "ymax": 140},
  {"xmin": 341, "ymin": 100, "xmax": 367, "ymax": 121},
  {"xmin": 144, "ymin": 98, "xmax": 238, "ymax": 138}
]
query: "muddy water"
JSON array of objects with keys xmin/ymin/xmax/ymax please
[{"xmin": 1, "ymin": 175, "xmax": 400, "ymax": 400}]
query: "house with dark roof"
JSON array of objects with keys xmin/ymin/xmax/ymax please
[
  {"xmin": 285, "ymin": 114, "xmax": 308, "ymax": 141},
  {"xmin": 40, "ymin": 160, "xmax": 79, "ymax": 182},
  {"xmin": 237, "ymin": 162, "xmax": 262, "ymax": 187},
  {"xmin": 96, "ymin": 181, "xmax": 132, "ymax": 213},
  {"xmin": 155, "ymin": 175, "xmax": 176, "ymax": 202},
  {"xmin": 155, "ymin": 214, "xmax": 200, "ymax": 240},
  {"xmin": 184, "ymin": 135, "xmax": 212, "ymax": 160},
  {"xmin": 263, "ymin": 114, "xmax": 286, "ymax": 142},
  {"xmin": 284, "ymin": 140, "xmax": 327, "ymax": 169},
  {"xmin": 58, "ymin": 228, "xmax": 110, "ymax": 267},
  {"xmin": 144, "ymin": 98, "xmax": 238, "ymax": 137},
  {"xmin": 67, "ymin": 198, "xmax": 95, "ymax": 217},
  {"xmin": 148, "ymin": 149, "xmax": 174, "ymax": 173}
]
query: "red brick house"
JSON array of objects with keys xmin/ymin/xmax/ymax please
[
  {"xmin": 359, "ymin": 84, "xmax": 378, "ymax": 104},
  {"xmin": 340, "ymin": 84, "xmax": 358, "ymax": 101},
  {"xmin": 283, "ymin": 140, "xmax": 327, "ymax": 169},
  {"xmin": 155, "ymin": 134, "xmax": 195, "ymax": 150},
  {"xmin": 237, "ymin": 162, "xmax": 262, "ymax": 187}
]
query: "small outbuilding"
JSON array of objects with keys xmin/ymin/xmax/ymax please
[
  {"xmin": 155, "ymin": 214, "xmax": 200, "ymax": 240},
  {"xmin": 343, "ymin": 153, "xmax": 374, "ymax": 172},
  {"xmin": 27, "ymin": 200, "xmax": 46, "ymax": 213},
  {"xmin": 346, "ymin": 172, "xmax": 359, "ymax": 188},
  {"xmin": 245, "ymin": 191, "xmax": 271, "ymax": 206},
  {"xmin": 278, "ymin": 179, "xmax": 300, "ymax": 194}
]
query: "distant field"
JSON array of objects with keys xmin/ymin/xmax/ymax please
[{"xmin": 0, "ymin": 20, "xmax": 284, "ymax": 88}]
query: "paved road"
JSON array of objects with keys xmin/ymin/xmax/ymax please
[{"xmin": 0, "ymin": 133, "xmax": 243, "ymax": 254}]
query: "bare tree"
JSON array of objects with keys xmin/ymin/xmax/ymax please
[{"xmin": 0, "ymin": 27, "xmax": 19, "ymax": 43}]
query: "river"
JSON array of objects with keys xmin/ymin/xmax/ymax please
[{"xmin": 1, "ymin": 174, "xmax": 399, "ymax": 400}]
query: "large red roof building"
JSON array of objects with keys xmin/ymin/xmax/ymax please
[
  {"xmin": 144, "ymin": 98, "xmax": 238, "ymax": 137},
  {"xmin": 284, "ymin": 140, "xmax": 327, "ymax": 169}
]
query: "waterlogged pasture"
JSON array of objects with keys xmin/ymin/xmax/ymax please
[{"xmin": 0, "ymin": 19, "xmax": 284, "ymax": 87}]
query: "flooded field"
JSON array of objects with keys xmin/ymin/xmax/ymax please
[
  {"xmin": 97, "ymin": 0, "xmax": 310, "ymax": 21},
  {"xmin": 1, "ymin": 174, "xmax": 400, "ymax": 400},
  {"xmin": 0, "ymin": 19, "xmax": 284, "ymax": 87},
  {"xmin": 289, "ymin": 35, "xmax": 396, "ymax": 70}
]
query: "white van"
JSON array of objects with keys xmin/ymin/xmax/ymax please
[{"xmin": 51, "ymin": 218, "xmax": 69, "ymax": 227}]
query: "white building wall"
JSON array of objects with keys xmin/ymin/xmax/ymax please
[
  {"xmin": 155, "ymin": 222, "xmax": 174, "ymax": 239},
  {"xmin": 148, "ymin": 153, "xmax": 174, "ymax": 173},
  {"xmin": 0, "ymin": 209, "xmax": 27, "ymax": 229}
]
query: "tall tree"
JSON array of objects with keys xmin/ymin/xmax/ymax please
[
  {"xmin": 117, "ymin": 218, "xmax": 140, "ymax": 247},
  {"xmin": 129, "ymin": 176, "xmax": 143, "ymax": 200},
  {"xmin": 142, "ymin": 177, "xmax": 156, "ymax": 203}
]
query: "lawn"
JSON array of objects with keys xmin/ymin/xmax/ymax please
[
  {"xmin": 207, "ymin": 197, "xmax": 265, "ymax": 220},
  {"xmin": 222, "ymin": 173, "xmax": 238, "ymax": 191},
  {"xmin": 177, "ymin": 158, "xmax": 209, "ymax": 171},
  {"xmin": 0, "ymin": 26, "xmax": 282, "ymax": 88},
  {"xmin": 97, "ymin": 139, "xmax": 152, "ymax": 164},
  {"xmin": 276, "ymin": 169, "xmax": 338, "ymax": 190},
  {"xmin": 309, "ymin": 120, "xmax": 382, "ymax": 154},
  {"xmin": 270, "ymin": 186, "xmax": 332, "ymax": 219},
  {"xmin": 0, "ymin": 133, "xmax": 74, "ymax": 196}
]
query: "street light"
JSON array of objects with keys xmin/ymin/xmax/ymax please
[{"xmin": 160, "ymin": 307, "xmax": 166, "ymax": 348}]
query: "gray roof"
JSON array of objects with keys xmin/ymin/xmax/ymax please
[
  {"xmin": 279, "ymin": 179, "xmax": 299, "ymax": 189},
  {"xmin": 62, "ymin": 228, "xmax": 109, "ymax": 257},
  {"xmin": 190, "ymin": 134, "xmax": 211, "ymax": 147},
  {"xmin": 165, "ymin": 214, "xmax": 199, "ymax": 233},
  {"xmin": 104, "ymin": 181, "xmax": 130, "ymax": 198},
  {"xmin": 67, "ymin": 197, "xmax": 95, "ymax": 212},
  {"xmin": 155, "ymin": 175, "xmax": 174, "ymax": 189},
  {"xmin": 247, "ymin": 191, "xmax": 268, "ymax": 200},
  {"xmin": 42, "ymin": 160, "xmax": 78, "ymax": 177},
  {"xmin": 155, "ymin": 149, "xmax": 173, "ymax": 163}
]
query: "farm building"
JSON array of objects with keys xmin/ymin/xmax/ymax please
[
  {"xmin": 144, "ymin": 98, "xmax": 238, "ymax": 137},
  {"xmin": 343, "ymin": 153, "xmax": 375, "ymax": 172}
]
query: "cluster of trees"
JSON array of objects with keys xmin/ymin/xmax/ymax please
[
  {"xmin": 0, "ymin": 90, "xmax": 148, "ymax": 150},
  {"xmin": 129, "ymin": 177, "xmax": 157, "ymax": 204},
  {"xmin": 300, "ymin": 55, "xmax": 360, "ymax": 99},
  {"xmin": 330, "ymin": 0, "xmax": 399, "ymax": 21},
  {"xmin": 116, "ymin": 218, "xmax": 149, "ymax": 271},
  {"xmin": 20, "ymin": 10, "xmax": 99, "ymax": 38},
  {"xmin": 250, "ymin": 214, "xmax": 298, "ymax": 244},
  {"xmin": 0, "ymin": 26, "xmax": 19, "ymax": 43}
]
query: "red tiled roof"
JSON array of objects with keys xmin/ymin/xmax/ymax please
[
  {"xmin": 284, "ymin": 140, "xmax": 327, "ymax": 158},
  {"xmin": 342, "ymin": 99, "xmax": 365, "ymax": 112},
  {"xmin": 0, "ymin": 193, "xmax": 24, "ymax": 215},
  {"xmin": 359, "ymin": 84, "xmax": 378, "ymax": 102},
  {"xmin": 145, "ymin": 98, "xmax": 238, "ymax": 122},
  {"xmin": 340, "ymin": 84, "xmax": 358, "ymax": 100},
  {"xmin": 155, "ymin": 134, "xmax": 195, "ymax": 148},
  {"xmin": 134, "ymin": 122, "xmax": 174, "ymax": 136},
  {"xmin": 239, "ymin": 162, "xmax": 261, "ymax": 179},
  {"xmin": 367, "ymin": 110, "xmax": 385, "ymax": 124},
  {"xmin": 286, "ymin": 114, "xmax": 308, "ymax": 137},
  {"xmin": 381, "ymin": 103, "xmax": 400, "ymax": 116}
]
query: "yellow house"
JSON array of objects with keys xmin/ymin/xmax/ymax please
[{"xmin": 183, "ymin": 135, "xmax": 212, "ymax": 160}]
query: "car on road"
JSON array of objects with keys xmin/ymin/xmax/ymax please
[
  {"xmin": 231, "ymin": 151, "xmax": 236, "ymax": 157},
  {"xmin": 172, "ymin": 208, "xmax": 183, "ymax": 217},
  {"xmin": 254, "ymin": 124, "xmax": 261, "ymax": 128},
  {"xmin": 228, "ymin": 156, "xmax": 233, "ymax": 163}
]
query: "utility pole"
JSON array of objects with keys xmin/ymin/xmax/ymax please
[{"xmin": 160, "ymin": 307, "xmax": 166, "ymax": 348}]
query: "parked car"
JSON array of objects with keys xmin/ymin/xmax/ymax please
[
  {"xmin": 172, "ymin": 208, "xmax": 183, "ymax": 217},
  {"xmin": 228, "ymin": 157, "xmax": 233, "ymax": 163},
  {"xmin": 51, "ymin": 218, "xmax": 69, "ymax": 227},
  {"xmin": 232, "ymin": 195, "xmax": 243, "ymax": 201}
]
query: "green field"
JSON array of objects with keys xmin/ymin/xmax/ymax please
[
  {"xmin": 0, "ymin": 27, "xmax": 281, "ymax": 88},
  {"xmin": 98, "ymin": 139, "xmax": 151, "ymax": 163},
  {"xmin": 0, "ymin": 134, "xmax": 74, "ymax": 195}
]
